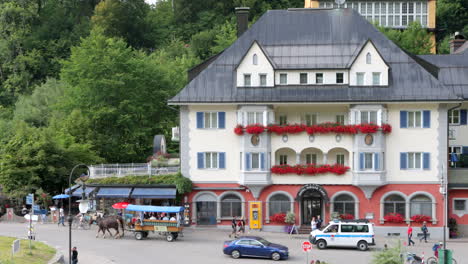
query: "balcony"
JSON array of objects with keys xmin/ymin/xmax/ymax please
[
  {"xmin": 89, "ymin": 163, "xmax": 179, "ymax": 179},
  {"xmin": 448, "ymin": 168, "xmax": 468, "ymax": 187}
]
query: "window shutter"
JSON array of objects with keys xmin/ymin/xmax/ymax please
[
  {"xmin": 400, "ymin": 152, "xmax": 407, "ymax": 170},
  {"xmin": 196, "ymin": 112, "xmax": 204, "ymax": 128},
  {"xmin": 218, "ymin": 112, "xmax": 225, "ymax": 129},
  {"xmin": 461, "ymin": 109, "xmax": 467, "ymax": 125},
  {"xmin": 245, "ymin": 152, "xmax": 251, "ymax": 171},
  {"xmin": 374, "ymin": 153, "xmax": 380, "ymax": 171},
  {"xmin": 260, "ymin": 153, "xmax": 265, "ymax": 170},
  {"xmin": 463, "ymin": 147, "xmax": 468, "ymax": 155},
  {"xmin": 359, "ymin": 153, "xmax": 364, "ymax": 171},
  {"xmin": 423, "ymin": 152, "xmax": 430, "ymax": 170},
  {"xmin": 423, "ymin": 110, "xmax": 431, "ymax": 128},
  {"xmin": 219, "ymin": 152, "xmax": 226, "ymax": 169},
  {"xmin": 400, "ymin": 111, "xmax": 408, "ymax": 128},
  {"xmin": 197, "ymin": 152, "xmax": 204, "ymax": 169}
]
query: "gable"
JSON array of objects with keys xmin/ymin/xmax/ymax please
[
  {"xmin": 349, "ymin": 40, "xmax": 389, "ymax": 86},
  {"xmin": 236, "ymin": 41, "xmax": 274, "ymax": 87}
]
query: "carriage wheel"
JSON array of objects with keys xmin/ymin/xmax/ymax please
[
  {"xmin": 135, "ymin": 232, "xmax": 144, "ymax": 240},
  {"xmin": 143, "ymin": 232, "xmax": 149, "ymax": 238},
  {"xmin": 173, "ymin": 233, "xmax": 178, "ymax": 240},
  {"xmin": 166, "ymin": 233, "xmax": 174, "ymax": 242}
]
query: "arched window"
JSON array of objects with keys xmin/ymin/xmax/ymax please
[
  {"xmin": 384, "ymin": 194, "xmax": 405, "ymax": 216},
  {"xmin": 366, "ymin": 52, "xmax": 371, "ymax": 64},
  {"xmin": 333, "ymin": 194, "xmax": 356, "ymax": 217},
  {"xmin": 195, "ymin": 193, "xmax": 217, "ymax": 225},
  {"xmin": 410, "ymin": 195, "xmax": 432, "ymax": 217},
  {"xmin": 221, "ymin": 194, "xmax": 242, "ymax": 217},
  {"xmin": 253, "ymin": 54, "xmax": 258, "ymax": 65},
  {"xmin": 268, "ymin": 193, "xmax": 291, "ymax": 217}
]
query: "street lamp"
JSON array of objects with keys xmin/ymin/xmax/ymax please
[{"xmin": 68, "ymin": 164, "xmax": 89, "ymax": 264}]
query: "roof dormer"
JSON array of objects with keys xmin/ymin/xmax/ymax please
[
  {"xmin": 349, "ymin": 40, "xmax": 390, "ymax": 86},
  {"xmin": 236, "ymin": 41, "xmax": 275, "ymax": 87}
]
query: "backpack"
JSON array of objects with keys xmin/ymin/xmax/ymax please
[{"xmin": 432, "ymin": 243, "xmax": 439, "ymax": 252}]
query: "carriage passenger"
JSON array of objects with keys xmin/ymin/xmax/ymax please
[{"xmin": 169, "ymin": 215, "xmax": 176, "ymax": 221}]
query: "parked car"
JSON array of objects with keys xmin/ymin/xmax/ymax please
[
  {"xmin": 223, "ymin": 236, "xmax": 288, "ymax": 261},
  {"xmin": 309, "ymin": 219, "xmax": 375, "ymax": 251}
]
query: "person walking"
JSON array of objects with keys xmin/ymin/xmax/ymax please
[
  {"xmin": 71, "ymin": 247, "xmax": 78, "ymax": 264},
  {"xmin": 316, "ymin": 215, "xmax": 323, "ymax": 230},
  {"xmin": 420, "ymin": 221, "xmax": 428, "ymax": 243},
  {"xmin": 407, "ymin": 223, "xmax": 415, "ymax": 246},
  {"xmin": 58, "ymin": 207, "xmax": 65, "ymax": 226},
  {"xmin": 311, "ymin": 216, "xmax": 317, "ymax": 231},
  {"xmin": 237, "ymin": 217, "xmax": 246, "ymax": 236},
  {"xmin": 229, "ymin": 217, "xmax": 237, "ymax": 238}
]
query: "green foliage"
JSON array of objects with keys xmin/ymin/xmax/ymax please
[
  {"xmin": 285, "ymin": 211, "xmax": 295, "ymax": 224},
  {"xmin": 372, "ymin": 241, "xmax": 403, "ymax": 264},
  {"xmin": 376, "ymin": 22, "xmax": 433, "ymax": 55},
  {"xmin": 87, "ymin": 172, "xmax": 193, "ymax": 194},
  {"xmin": 437, "ymin": 0, "xmax": 468, "ymax": 41},
  {"xmin": 437, "ymin": 35, "xmax": 451, "ymax": 54}
]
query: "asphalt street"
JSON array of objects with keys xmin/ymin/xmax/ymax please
[{"xmin": 0, "ymin": 222, "xmax": 466, "ymax": 264}]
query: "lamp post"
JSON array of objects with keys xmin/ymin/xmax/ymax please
[{"xmin": 68, "ymin": 164, "xmax": 89, "ymax": 264}]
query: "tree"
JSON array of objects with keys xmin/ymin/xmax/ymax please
[
  {"xmin": 376, "ymin": 22, "xmax": 433, "ymax": 55},
  {"xmin": 372, "ymin": 240, "xmax": 403, "ymax": 264},
  {"xmin": 437, "ymin": 0, "xmax": 468, "ymax": 41}
]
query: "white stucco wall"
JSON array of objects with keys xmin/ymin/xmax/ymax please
[
  {"xmin": 236, "ymin": 42, "xmax": 274, "ymax": 87},
  {"xmin": 449, "ymin": 102, "xmax": 468, "ymax": 147},
  {"xmin": 274, "ymin": 70, "xmax": 349, "ymax": 85},
  {"xmin": 349, "ymin": 41, "xmax": 389, "ymax": 86}
]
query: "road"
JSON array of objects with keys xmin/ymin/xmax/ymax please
[{"xmin": 0, "ymin": 222, "xmax": 466, "ymax": 264}]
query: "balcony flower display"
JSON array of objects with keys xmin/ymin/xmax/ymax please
[
  {"xmin": 339, "ymin": 214, "xmax": 355, "ymax": 220},
  {"xmin": 270, "ymin": 164, "xmax": 350, "ymax": 176},
  {"xmin": 270, "ymin": 213, "xmax": 287, "ymax": 224},
  {"xmin": 410, "ymin": 214, "xmax": 431, "ymax": 223},
  {"xmin": 234, "ymin": 125, "xmax": 244, "ymax": 135},
  {"xmin": 245, "ymin": 124, "xmax": 265, "ymax": 135},
  {"xmin": 381, "ymin": 123, "xmax": 392, "ymax": 134},
  {"xmin": 356, "ymin": 123, "xmax": 379, "ymax": 133},
  {"xmin": 383, "ymin": 213, "xmax": 405, "ymax": 223}
]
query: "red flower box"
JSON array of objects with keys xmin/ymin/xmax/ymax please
[
  {"xmin": 340, "ymin": 214, "xmax": 354, "ymax": 220},
  {"xmin": 410, "ymin": 215, "xmax": 431, "ymax": 223},
  {"xmin": 270, "ymin": 164, "xmax": 350, "ymax": 176},
  {"xmin": 357, "ymin": 123, "xmax": 379, "ymax": 133},
  {"xmin": 384, "ymin": 213, "xmax": 405, "ymax": 223},
  {"xmin": 245, "ymin": 124, "xmax": 265, "ymax": 135},
  {"xmin": 270, "ymin": 213, "xmax": 287, "ymax": 224},
  {"xmin": 234, "ymin": 125, "xmax": 244, "ymax": 135}
]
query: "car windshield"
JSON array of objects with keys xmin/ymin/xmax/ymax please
[{"xmin": 256, "ymin": 238, "xmax": 271, "ymax": 246}]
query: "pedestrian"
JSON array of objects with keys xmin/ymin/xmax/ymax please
[
  {"xmin": 237, "ymin": 217, "xmax": 246, "ymax": 236},
  {"xmin": 21, "ymin": 205, "xmax": 28, "ymax": 216},
  {"xmin": 229, "ymin": 217, "xmax": 237, "ymax": 238},
  {"xmin": 316, "ymin": 215, "xmax": 323, "ymax": 230},
  {"xmin": 58, "ymin": 207, "xmax": 65, "ymax": 226},
  {"xmin": 71, "ymin": 247, "xmax": 78, "ymax": 264},
  {"xmin": 407, "ymin": 223, "xmax": 415, "ymax": 246},
  {"xmin": 420, "ymin": 221, "xmax": 428, "ymax": 243},
  {"xmin": 311, "ymin": 216, "xmax": 317, "ymax": 231}
]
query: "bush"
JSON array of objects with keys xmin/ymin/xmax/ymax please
[
  {"xmin": 285, "ymin": 212, "xmax": 296, "ymax": 225},
  {"xmin": 372, "ymin": 240, "xmax": 404, "ymax": 264}
]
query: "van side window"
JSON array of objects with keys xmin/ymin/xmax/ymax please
[
  {"xmin": 341, "ymin": 225, "xmax": 354, "ymax": 233},
  {"xmin": 355, "ymin": 225, "xmax": 369, "ymax": 233}
]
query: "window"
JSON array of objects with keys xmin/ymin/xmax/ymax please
[
  {"xmin": 316, "ymin": 73, "xmax": 323, "ymax": 84},
  {"xmin": 269, "ymin": 193, "xmax": 291, "ymax": 217},
  {"xmin": 454, "ymin": 199, "xmax": 466, "ymax": 211},
  {"xmin": 449, "ymin": 110, "xmax": 460, "ymax": 125},
  {"xmin": 336, "ymin": 154, "xmax": 345, "ymax": 165},
  {"xmin": 372, "ymin": 72, "xmax": 381, "ymax": 85},
  {"xmin": 253, "ymin": 54, "xmax": 258, "ymax": 65},
  {"xmin": 259, "ymin": 74, "xmax": 267, "ymax": 86},
  {"xmin": 221, "ymin": 194, "xmax": 242, "ymax": 217},
  {"xmin": 336, "ymin": 73, "xmax": 344, "ymax": 84},
  {"xmin": 279, "ymin": 115, "xmax": 287, "ymax": 125},
  {"xmin": 251, "ymin": 153, "xmax": 260, "ymax": 170},
  {"xmin": 244, "ymin": 74, "xmax": 251, "ymax": 86},
  {"xmin": 356, "ymin": 72, "xmax": 365, "ymax": 85},
  {"xmin": 279, "ymin": 155, "xmax": 288, "ymax": 165},
  {"xmin": 324, "ymin": 224, "xmax": 338, "ymax": 233},
  {"xmin": 341, "ymin": 225, "xmax": 369, "ymax": 233},
  {"xmin": 336, "ymin": 114, "xmax": 345, "ymax": 125},
  {"xmin": 364, "ymin": 153, "xmax": 373, "ymax": 169},
  {"xmin": 361, "ymin": 111, "xmax": 377, "ymax": 124},
  {"xmin": 408, "ymin": 111, "xmax": 422, "ymax": 128},
  {"xmin": 247, "ymin": 112, "xmax": 263, "ymax": 125},
  {"xmin": 204, "ymin": 152, "xmax": 219, "ymax": 169},
  {"xmin": 300, "ymin": 73, "xmax": 308, "ymax": 84},
  {"xmin": 410, "ymin": 195, "xmax": 432, "ymax": 217},
  {"xmin": 384, "ymin": 194, "xmax": 406, "ymax": 216},
  {"xmin": 407, "ymin": 152, "xmax": 422, "ymax": 169},
  {"xmin": 366, "ymin": 53, "xmax": 372, "ymax": 64},
  {"xmin": 279, "ymin": 73, "xmax": 287, "ymax": 85},
  {"xmin": 204, "ymin": 112, "xmax": 218, "ymax": 128},
  {"xmin": 306, "ymin": 154, "xmax": 317, "ymax": 164},
  {"xmin": 333, "ymin": 194, "xmax": 355, "ymax": 217},
  {"xmin": 305, "ymin": 114, "xmax": 318, "ymax": 126},
  {"xmin": 236, "ymin": 240, "xmax": 250, "ymax": 245}
]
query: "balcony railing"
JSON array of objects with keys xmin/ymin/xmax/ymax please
[
  {"xmin": 448, "ymin": 168, "xmax": 468, "ymax": 186},
  {"xmin": 89, "ymin": 163, "xmax": 179, "ymax": 179}
]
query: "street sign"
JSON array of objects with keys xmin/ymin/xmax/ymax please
[
  {"xmin": 26, "ymin": 194, "xmax": 33, "ymax": 205},
  {"xmin": 302, "ymin": 241, "xmax": 312, "ymax": 252},
  {"xmin": 24, "ymin": 214, "xmax": 38, "ymax": 221}
]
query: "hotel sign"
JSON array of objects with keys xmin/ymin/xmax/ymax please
[{"xmin": 296, "ymin": 184, "xmax": 329, "ymax": 202}]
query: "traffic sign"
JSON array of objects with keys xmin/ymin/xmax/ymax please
[
  {"xmin": 26, "ymin": 194, "xmax": 33, "ymax": 205},
  {"xmin": 302, "ymin": 241, "xmax": 312, "ymax": 252}
]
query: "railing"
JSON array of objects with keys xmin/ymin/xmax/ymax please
[
  {"xmin": 448, "ymin": 168, "xmax": 468, "ymax": 185},
  {"xmin": 89, "ymin": 163, "xmax": 179, "ymax": 179}
]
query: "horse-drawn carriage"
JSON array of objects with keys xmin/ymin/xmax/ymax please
[{"xmin": 125, "ymin": 204, "xmax": 184, "ymax": 242}]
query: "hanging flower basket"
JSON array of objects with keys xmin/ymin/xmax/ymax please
[
  {"xmin": 234, "ymin": 125, "xmax": 244, "ymax": 135},
  {"xmin": 410, "ymin": 215, "xmax": 431, "ymax": 223},
  {"xmin": 383, "ymin": 213, "xmax": 405, "ymax": 223},
  {"xmin": 270, "ymin": 164, "xmax": 350, "ymax": 176}
]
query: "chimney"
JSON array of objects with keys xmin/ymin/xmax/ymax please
[
  {"xmin": 235, "ymin": 7, "xmax": 250, "ymax": 38},
  {"xmin": 450, "ymin": 32, "xmax": 466, "ymax": 54}
]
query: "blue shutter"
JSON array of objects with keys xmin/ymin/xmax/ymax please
[
  {"xmin": 359, "ymin": 153, "xmax": 364, "ymax": 171},
  {"xmin": 260, "ymin": 153, "xmax": 265, "ymax": 170},
  {"xmin": 400, "ymin": 111, "xmax": 408, "ymax": 128},
  {"xmin": 197, "ymin": 152, "xmax": 204, "ymax": 169},
  {"xmin": 400, "ymin": 153, "xmax": 407, "ymax": 170},
  {"xmin": 423, "ymin": 110, "xmax": 431, "ymax": 128},
  {"xmin": 463, "ymin": 147, "xmax": 468, "ymax": 155},
  {"xmin": 218, "ymin": 112, "xmax": 225, "ymax": 129},
  {"xmin": 461, "ymin": 110, "xmax": 467, "ymax": 125},
  {"xmin": 374, "ymin": 153, "xmax": 380, "ymax": 171},
  {"xmin": 423, "ymin": 152, "xmax": 430, "ymax": 170},
  {"xmin": 196, "ymin": 112, "xmax": 204, "ymax": 128},
  {"xmin": 219, "ymin": 152, "xmax": 225, "ymax": 169},
  {"xmin": 245, "ymin": 152, "xmax": 251, "ymax": 171}
]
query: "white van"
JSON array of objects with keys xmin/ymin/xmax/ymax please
[{"xmin": 309, "ymin": 220, "xmax": 375, "ymax": 251}]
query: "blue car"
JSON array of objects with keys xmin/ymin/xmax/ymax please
[{"xmin": 223, "ymin": 236, "xmax": 288, "ymax": 261}]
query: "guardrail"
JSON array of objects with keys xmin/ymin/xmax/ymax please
[{"xmin": 89, "ymin": 163, "xmax": 179, "ymax": 179}]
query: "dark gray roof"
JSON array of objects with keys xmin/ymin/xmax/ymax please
[
  {"xmin": 170, "ymin": 8, "xmax": 459, "ymax": 104},
  {"xmin": 419, "ymin": 52, "xmax": 468, "ymax": 99}
]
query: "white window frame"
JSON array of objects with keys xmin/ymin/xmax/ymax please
[
  {"xmin": 366, "ymin": 53, "xmax": 372, "ymax": 64},
  {"xmin": 203, "ymin": 112, "xmax": 218, "ymax": 128},
  {"xmin": 279, "ymin": 114, "xmax": 288, "ymax": 125},
  {"xmin": 356, "ymin": 72, "xmax": 365, "ymax": 85},
  {"xmin": 372, "ymin": 72, "xmax": 381, "ymax": 85},
  {"xmin": 251, "ymin": 153, "xmax": 261, "ymax": 170},
  {"xmin": 279, "ymin": 155, "xmax": 288, "ymax": 165},
  {"xmin": 244, "ymin": 74, "xmax": 251, "ymax": 87},
  {"xmin": 259, "ymin": 73, "xmax": 267, "ymax": 86},
  {"xmin": 407, "ymin": 152, "xmax": 423, "ymax": 170},
  {"xmin": 246, "ymin": 112, "xmax": 263, "ymax": 125},
  {"xmin": 316, "ymin": 73, "xmax": 323, "ymax": 84},
  {"xmin": 299, "ymin": 73, "xmax": 308, "ymax": 84},
  {"xmin": 363, "ymin": 152, "xmax": 374, "ymax": 170},
  {"xmin": 449, "ymin": 109, "xmax": 460, "ymax": 125},
  {"xmin": 453, "ymin": 199, "xmax": 467, "ymax": 215},
  {"xmin": 407, "ymin": 110, "xmax": 423, "ymax": 128},
  {"xmin": 253, "ymin": 54, "xmax": 258, "ymax": 65},
  {"xmin": 449, "ymin": 146, "xmax": 462, "ymax": 167},
  {"xmin": 304, "ymin": 113, "xmax": 318, "ymax": 126},
  {"xmin": 360, "ymin": 111, "xmax": 378, "ymax": 124},
  {"xmin": 306, "ymin": 153, "xmax": 317, "ymax": 165},
  {"xmin": 204, "ymin": 152, "xmax": 219, "ymax": 169},
  {"xmin": 336, "ymin": 72, "xmax": 344, "ymax": 84},
  {"xmin": 279, "ymin": 73, "xmax": 287, "ymax": 85},
  {"xmin": 336, "ymin": 114, "xmax": 345, "ymax": 125},
  {"xmin": 337, "ymin": 154, "xmax": 345, "ymax": 165}
]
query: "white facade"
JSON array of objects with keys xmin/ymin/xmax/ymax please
[{"xmin": 349, "ymin": 41, "xmax": 389, "ymax": 86}]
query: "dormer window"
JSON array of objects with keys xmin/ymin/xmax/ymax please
[
  {"xmin": 366, "ymin": 53, "xmax": 371, "ymax": 64},
  {"xmin": 336, "ymin": 73, "xmax": 344, "ymax": 84},
  {"xmin": 356, "ymin": 72, "xmax": 365, "ymax": 85},
  {"xmin": 316, "ymin": 73, "xmax": 323, "ymax": 84},
  {"xmin": 372, "ymin": 72, "xmax": 381, "ymax": 85},
  {"xmin": 259, "ymin": 74, "xmax": 267, "ymax": 86},
  {"xmin": 253, "ymin": 54, "xmax": 258, "ymax": 65},
  {"xmin": 244, "ymin": 74, "xmax": 251, "ymax": 86},
  {"xmin": 300, "ymin": 73, "xmax": 308, "ymax": 84},
  {"xmin": 279, "ymin": 73, "xmax": 287, "ymax": 85}
]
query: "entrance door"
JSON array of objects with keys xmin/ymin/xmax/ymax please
[
  {"xmin": 301, "ymin": 189, "xmax": 323, "ymax": 225},
  {"xmin": 196, "ymin": 201, "xmax": 217, "ymax": 225}
]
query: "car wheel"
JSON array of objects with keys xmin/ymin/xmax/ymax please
[
  {"xmin": 271, "ymin": 252, "xmax": 281, "ymax": 261},
  {"xmin": 166, "ymin": 233, "xmax": 174, "ymax": 242},
  {"xmin": 135, "ymin": 232, "xmax": 143, "ymax": 240},
  {"xmin": 316, "ymin": 240, "xmax": 327, "ymax": 250},
  {"xmin": 231, "ymin": 250, "xmax": 241, "ymax": 259},
  {"xmin": 357, "ymin": 241, "xmax": 368, "ymax": 251}
]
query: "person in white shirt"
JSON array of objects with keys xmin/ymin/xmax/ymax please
[{"xmin": 169, "ymin": 215, "xmax": 176, "ymax": 221}]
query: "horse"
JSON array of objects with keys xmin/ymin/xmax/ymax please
[{"xmin": 96, "ymin": 215, "xmax": 125, "ymax": 239}]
